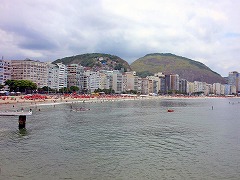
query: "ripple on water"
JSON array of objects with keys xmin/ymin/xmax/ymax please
[{"xmin": 1, "ymin": 98, "xmax": 240, "ymax": 179}]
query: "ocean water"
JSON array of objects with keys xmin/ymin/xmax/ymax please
[{"xmin": 0, "ymin": 98, "xmax": 240, "ymax": 180}]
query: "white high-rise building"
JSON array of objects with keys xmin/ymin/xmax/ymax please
[
  {"xmin": 0, "ymin": 60, "xmax": 12, "ymax": 86},
  {"xmin": 83, "ymin": 70, "xmax": 101, "ymax": 93},
  {"xmin": 3, "ymin": 60, "xmax": 12, "ymax": 84},
  {"xmin": 112, "ymin": 70, "xmax": 123, "ymax": 94},
  {"xmin": 89, "ymin": 71, "xmax": 100, "ymax": 93},
  {"xmin": 47, "ymin": 62, "xmax": 68, "ymax": 91},
  {"xmin": 56, "ymin": 63, "xmax": 67, "ymax": 91},
  {"xmin": 213, "ymin": 83, "xmax": 223, "ymax": 95},
  {"xmin": 194, "ymin": 81, "xmax": 204, "ymax": 93},
  {"xmin": 47, "ymin": 63, "xmax": 59, "ymax": 91},
  {"xmin": 0, "ymin": 59, "xmax": 3, "ymax": 85}
]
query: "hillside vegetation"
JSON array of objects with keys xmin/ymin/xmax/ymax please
[
  {"xmin": 52, "ymin": 53, "xmax": 132, "ymax": 72},
  {"xmin": 130, "ymin": 53, "xmax": 226, "ymax": 84},
  {"xmin": 52, "ymin": 52, "xmax": 226, "ymax": 84}
]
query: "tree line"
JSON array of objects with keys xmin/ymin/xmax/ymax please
[{"xmin": 3, "ymin": 80, "xmax": 81, "ymax": 94}]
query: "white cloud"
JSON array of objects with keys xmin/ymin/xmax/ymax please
[{"xmin": 0, "ymin": 0, "xmax": 240, "ymax": 76}]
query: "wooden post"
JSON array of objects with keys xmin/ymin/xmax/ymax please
[{"xmin": 19, "ymin": 115, "xmax": 26, "ymax": 129}]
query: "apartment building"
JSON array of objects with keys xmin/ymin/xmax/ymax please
[
  {"xmin": 112, "ymin": 70, "xmax": 123, "ymax": 94},
  {"xmin": 179, "ymin": 79, "xmax": 188, "ymax": 94},
  {"xmin": 203, "ymin": 83, "xmax": 212, "ymax": 96},
  {"xmin": 213, "ymin": 83, "xmax": 223, "ymax": 95},
  {"xmin": 89, "ymin": 71, "xmax": 100, "ymax": 93},
  {"xmin": 3, "ymin": 60, "xmax": 11, "ymax": 84},
  {"xmin": 2, "ymin": 58, "xmax": 238, "ymax": 96},
  {"xmin": 67, "ymin": 64, "xmax": 84, "ymax": 92},
  {"xmin": 228, "ymin": 71, "xmax": 239, "ymax": 93},
  {"xmin": 0, "ymin": 60, "xmax": 3, "ymax": 85},
  {"xmin": 225, "ymin": 84, "xmax": 231, "ymax": 95},
  {"xmin": 194, "ymin": 81, "xmax": 204, "ymax": 93},
  {"xmin": 47, "ymin": 63, "xmax": 60, "ymax": 91},
  {"xmin": 123, "ymin": 71, "xmax": 139, "ymax": 92},
  {"xmin": 56, "ymin": 63, "xmax": 67, "ymax": 91},
  {"xmin": 0, "ymin": 60, "xmax": 12, "ymax": 85},
  {"xmin": 165, "ymin": 74, "xmax": 179, "ymax": 92},
  {"xmin": 99, "ymin": 71, "xmax": 111, "ymax": 90},
  {"xmin": 140, "ymin": 78, "xmax": 149, "ymax": 95},
  {"xmin": 147, "ymin": 76, "xmax": 159, "ymax": 94},
  {"xmin": 82, "ymin": 70, "xmax": 101, "ymax": 93},
  {"xmin": 154, "ymin": 72, "xmax": 165, "ymax": 94},
  {"xmin": 11, "ymin": 59, "xmax": 48, "ymax": 88}
]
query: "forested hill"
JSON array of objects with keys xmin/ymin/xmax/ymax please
[
  {"xmin": 53, "ymin": 52, "xmax": 226, "ymax": 84},
  {"xmin": 130, "ymin": 53, "xmax": 226, "ymax": 84},
  {"xmin": 52, "ymin": 53, "xmax": 132, "ymax": 72}
]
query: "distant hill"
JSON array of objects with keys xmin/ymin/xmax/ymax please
[
  {"xmin": 130, "ymin": 53, "xmax": 226, "ymax": 84},
  {"xmin": 52, "ymin": 53, "xmax": 132, "ymax": 72}
]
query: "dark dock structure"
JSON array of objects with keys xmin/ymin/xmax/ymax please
[{"xmin": 0, "ymin": 111, "xmax": 32, "ymax": 129}]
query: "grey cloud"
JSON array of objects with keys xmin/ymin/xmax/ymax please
[
  {"xmin": 1, "ymin": 24, "xmax": 58, "ymax": 50},
  {"xmin": 1, "ymin": 0, "xmax": 240, "ymax": 76}
]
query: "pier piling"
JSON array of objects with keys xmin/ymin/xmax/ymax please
[
  {"xmin": 0, "ymin": 111, "xmax": 32, "ymax": 129},
  {"xmin": 19, "ymin": 115, "xmax": 26, "ymax": 129}
]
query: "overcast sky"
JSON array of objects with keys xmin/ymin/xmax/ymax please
[{"xmin": 1, "ymin": 0, "xmax": 240, "ymax": 77}]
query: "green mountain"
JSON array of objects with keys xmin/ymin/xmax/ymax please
[
  {"xmin": 130, "ymin": 53, "xmax": 226, "ymax": 84},
  {"xmin": 52, "ymin": 53, "xmax": 132, "ymax": 72}
]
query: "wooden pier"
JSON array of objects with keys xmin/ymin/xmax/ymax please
[{"xmin": 0, "ymin": 111, "xmax": 32, "ymax": 129}]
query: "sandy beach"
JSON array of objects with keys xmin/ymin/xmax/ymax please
[
  {"xmin": 0, "ymin": 94, "xmax": 236, "ymax": 109},
  {"xmin": 0, "ymin": 94, "xmax": 145, "ymax": 108}
]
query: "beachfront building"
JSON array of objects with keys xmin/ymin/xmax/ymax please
[
  {"xmin": 0, "ymin": 60, "xmax": 11, "ymax": 85},
  {"xmin": 203, "ymin": 83, "xmax": 212, "ymax": 96},
  {"xmin": 228, "ymin": 71, "xmax": 239, "ymax": 93},
  {"xmin": 67, "ymin": 64, "xmax": 84, "ymax": 92},
  {"xmin": 89, "ymin": 71, "xmax": 100, "ymax": 93},
  {"xmin": 11, "ymin": 59, "xmax": 48, "ymax": 88},
  {"xmin": 221, "ymin": 84, "xmax": 225, "ymax": 95},
  {"xmin": 225, "ymin": 84, "xmax": 231, "ymax": 95},
  {"xmin": 140, "ymin": 78, "xmax": 149, "ymax": 95},
  {"xmin": 82, "ymin": 73, "xmax": 90, "ymax": 94},
  {"xmin": 136, "ymin": 77, "xmax": 142, "ymax": 94},
  {"xmin": 213, "ymin": 83, "xmax": 224, "ymax": 95},
  {"xmin": 99, "ymin": 71, "xmax": 109, "ymax": 90},
  {"xmin": 179, "ymin": 79, "xmax": 188, "ymax": 94},
  {"xmin": 83, "ymin": 70, "xmax": 101, "ymax": 93},
  {"xmin": 47, "ymin": 62, "xmax": 68, "ymax": 91},
  {"xmin": 148, "ymin": 79, "xmax": 154, "ymax": 95},
  {"xmin": 0, "ymin": 60, "xmax": 3, "ymax": 85},
  {"xmin": 56, "ymin": 63, "xmax": 67, "ymax": 91},
  {"xmin": 3, "ymin": 60, "xmax": 12, "ymax": 85},
  {"xmin": 147, "ymin": 76, "xmax": 159, "ymax": 95},
  {"xmin": 47, "ymin": 63, "xmax": 60, "ymax": 91},
  {"xmin": 165, "ymin": 74, "xmax": 179, "ymax": 93},
  {"xmin": 187, "ymin": 82, "xmax": 194, "ymax": 95},
  {"xmin": 154, "ymin": 72, "xmax": 165, "ymax": 94},
  {"xmin": 230, "ymin": 85, "xmax": 237, "ymax": 95},
  {"xmin": 123, "ymin": 71, "xmax": 140, "ymax": 93},
  {"xmin": 193, "ymin": 81, "xmax": 204, "ymax": 94},
  {"xmin": 99, "ymin": 70, "xmax": 115, "ymax": 90},
  {"xmin": 209, "ymin": 84, "xmax": 214, "ymax": 95},
  {"xmin": 112, "ymin": 70, "xmax": 123, "ymax": 94}
]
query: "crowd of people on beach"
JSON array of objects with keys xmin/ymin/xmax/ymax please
[
  {"xmin": 0, "ymin": 93, "xmax": 238, "ymax": 106},
  {"xmin": 0, "ymin": 93, "xmax": 139, "ymax": 105}
]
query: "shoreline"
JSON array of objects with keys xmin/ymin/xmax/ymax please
[{"xmin": 0, "ymin": 94, "xmax": 238, "ymax": 107}]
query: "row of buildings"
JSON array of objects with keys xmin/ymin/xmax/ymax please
[{"xmin": 0, "ymin": 59, "xmax": 239, "ymax": 95}]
